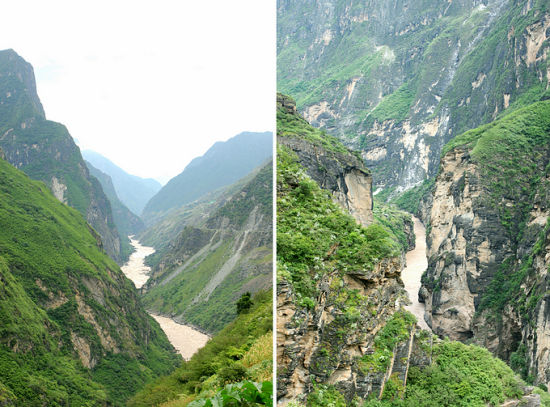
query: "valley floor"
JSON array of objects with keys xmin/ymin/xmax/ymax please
[{"xmin": 121, "ymin": 238, "xmax": 209, "ymax": 359}]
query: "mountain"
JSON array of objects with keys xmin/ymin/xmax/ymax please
[
  {"xmin": 275, "ymin": 93, "xmax": 547, "ymax": 406},
  {"xmin": 0, "ymin": 155, "xmax": 179, "ymax": 405},
  {"xmin": 0, "ymin": 49, "xmax": 124, "ymax": 263},
  {"xmin": 82, "ymin": 150, "xmax": 161, "ymax": 216},
  {"xmin": 416, "ymin": 100, "xmax": 550, "ymax": 389},
  {"xmin": 278, "ymin": 0, "xmax": 550, "ymax": 192},
  {"xmin": 141, "ymin": 131, "xmax": 272, "ymax": 224},
  {"xmin": 141, "ymin": 162, "xmax": 273, "ymax": 334},
  {"xmin": 85, "ymin": 160, "xmax": 144, "ymax": 237}
]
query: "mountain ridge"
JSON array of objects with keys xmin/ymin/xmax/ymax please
[
  {"xmin": 142, "ymin": 131, "xmax": 272, "ymax": 224},
  {"xmin": 82, "ymin": 150, "xmax": 161, "ymax": 216}
]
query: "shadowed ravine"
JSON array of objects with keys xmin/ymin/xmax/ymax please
[
  {"xmin": 402, "ymin": 217, "xmax": 431, "ymax": 331},
  {"xmin": 121, "ymin": 238, "xmax": 209, "ymax": 360}
]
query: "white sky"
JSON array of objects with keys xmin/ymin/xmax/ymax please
[{"xmin": 0, "ymin": 1, "xmax": 275, "ymax": 184}]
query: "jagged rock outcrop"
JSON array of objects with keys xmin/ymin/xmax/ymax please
[
  {"xmin": 420, "ymin": 100, "xmax": 550, "ymax": 388},
  {"xmin": 278, "ymin": 0, "xmax": 550, "ymax": 191},
  {"xmin": 277, "ymin": 258, "xmax": 408, "ymax": 403},
  {"xmin": 278, "ymin": 94, "xmax": 374, "ymax": 226},
  {"xmin": 0, "ymin": 49, "xmax": 125, "ymax": 263}
]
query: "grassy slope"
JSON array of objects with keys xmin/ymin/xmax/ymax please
[
  {"xmin": 0, "ymin": 157, "xmax": 179, "ymax": 405},
  {"xmin": 128, "ymin": 291, "xmax": 273, "ymax": 407}
]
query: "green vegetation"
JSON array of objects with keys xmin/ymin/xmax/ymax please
[
  {"xmin": 441, "ymin": 101, "xmax": 550, "ymax": 318},
  {"xmin": 364, "ymin": 81, "xmax": 416, "ymax": 127},
  {"xmin": 373, "ymin": 201, "xmax": 414, "ymax": 251},
  {"xmin": 277, "ymin": 145, "xmax": 399, "ymax": 304},
  {"xmin": 307, "ymin": 384, "xmax": 347, "ymax": 407},
  {"xmin": 128, "ymin": 291, "xmax": 272, "ymax": 407},
  {"xmin": 392, "ymin": 178, "xmax": 435, "ymax": 215},
  {"xmin": 187, "ymin": 381, "xmax": 273, "ymax": 407},
  {"xmin": 358, "ymin": 311, "xmax": 417, "ymax": 375},
  {"xmin": 0, "ymin": 50, "xmax": 124, "ymax": 263},
  {"xmin": 0, "ymin": 157, "xmax": 179, "ymax": 405},
  {"xmin": 236, "ymin": 292, "xmax": 253, "ymax": 314},
  {"xmin": 363, "ymin": 342, "xmax": 524, "ymax": 407}
]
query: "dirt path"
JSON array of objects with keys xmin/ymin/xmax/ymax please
[
  {"xmin": 121, "ymin": 238, "xmax": 209, "ymax": 358},
  {"xmin": 402, "ymin": 217, "xmax": 431, "ymax": 331}
]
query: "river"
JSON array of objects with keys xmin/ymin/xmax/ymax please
[
  {"xmin": 402, "ymin": 217, "xmax": 431, "ymax": 331},
  {"xmin": 121, "ymin": 237, "xmax": 210, "ymax": 360}
]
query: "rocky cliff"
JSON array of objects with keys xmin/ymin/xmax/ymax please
[
  {"xmin": 278, "ymin": 93, "xmax": 374, "ymax": 226},
  {"xmin": 0, "ymin": 49, "xmax": 125, "ymax": 263},
  {"xmin": 278, "ymin": 0, "xmax": 550, "ymax": 192},
  {"xmin": 420, "ymin": 100, "xmax": 550, "ymax": 388}
]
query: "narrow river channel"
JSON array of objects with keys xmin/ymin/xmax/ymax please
[
  {"xmin": 402, "ymin": 217, "xmax": 431, "ymax": 331},
  {"xmin": 121, "ymin": 237, "xmax": 210, "ymax": 360}
]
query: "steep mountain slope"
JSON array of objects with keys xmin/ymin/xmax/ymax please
[
  {"xmin": 276, "ymin": 94, "xmax": 545, "ymax": 406},
  {"xmin": 0, "ymin": 156, "xmax": 179, "ymax": 405},
  {"xmin": 138, "ymin": 169, "xmax": 255, "ymax": 255},
  {"xmin": 278, "ymin": 0, "xmax": 550, "ymax": 191},
  {"xmin": 141, "ymin": 162, "xmax": 273, "ymax": 334},
  {"xmin": 0, "ymin": 49, "xmax": 124, "ymax": 263},
  {"xmin": 85, "ymin": 160, "xmax": 144, "ymax": 239},
  {"xmin": 128, "ymin": 291, "xmax": 272, "ymax": 407},
  {"xmin": 82, "ymin": 150, "xmax": 161, "ymax": 216},
  {"xmin": 142, "ymin": 131, "xmax": 272, "ymax": 224},
  {"xmin": 419, "ymin": 100, "xmax": 550, "ymax": 389}
]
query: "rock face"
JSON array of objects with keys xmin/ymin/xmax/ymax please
[
  {"xmin": 277, "ymin": 259, "xmax": 408, "ymax": 402},
  {"xmin": 278, "ymin": 0, "xmax": 550, "ymax": 191},
  {"xmin": 278, "ymin": 94, "xmax": 374, "ymax": 226},
  {"xmin": 420, "ymin": 101, "xmax": 550, "ymax": 387},
  {"xmin": 0, "ymin": 49, "xmax": 125, "ymax": 263}
]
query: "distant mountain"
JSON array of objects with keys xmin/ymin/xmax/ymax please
[
  {"xmin": 82, "ymin": 150, "xmax": 161, "ymax": 216},
  {"xmin": 0, "ymin": 155, "xmax": 179, "ymax": 405},
  {"xmin": 0, "ymin": 49, "xmax": 124, "ymax": 263},
  {"xmin": 142, "ymin": 131, "xmax": 272, "ymax": 224},
  {"xmin": 85, "ymin": 160, "xmax": 145, "ymax": 238}
]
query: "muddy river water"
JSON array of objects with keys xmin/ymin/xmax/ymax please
[
  {"xmin": 121, "ymin": 237, "xmax": 209, "ymax": 360},
  {"xmin": 402, "ymin": 217, "xmax": 431, "ymax": 331}
]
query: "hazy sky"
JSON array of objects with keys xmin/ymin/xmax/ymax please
[{"xmin": 0, "ymin": 1, "xmax": 275, "ymax": 184}]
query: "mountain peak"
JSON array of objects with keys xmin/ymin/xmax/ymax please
[{"xmin": 0, "ymin": 49, "xmax": 45, "ymax": 121}]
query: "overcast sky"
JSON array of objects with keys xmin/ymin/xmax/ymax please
[{"xmin": 0, "ymin": 1, "xmax": 275, "ymax": 184}]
